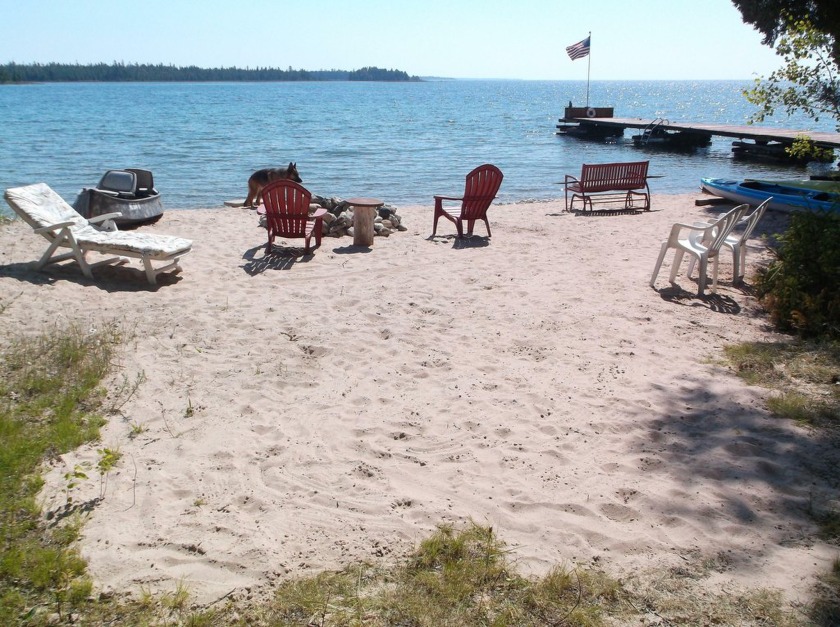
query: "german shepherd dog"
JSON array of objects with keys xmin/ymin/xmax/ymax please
[{"xmin": 245, "ymin": 162, "xmax": 302, "ymax": 207}]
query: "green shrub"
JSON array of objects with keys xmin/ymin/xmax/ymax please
[{"xmin": 756, "ymin": 210, "xmax": 840, "ymax": 339}]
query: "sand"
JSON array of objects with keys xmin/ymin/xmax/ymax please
[{"xmin": 0, "ymin": 193, "xmax": 837, "ymax": 609}]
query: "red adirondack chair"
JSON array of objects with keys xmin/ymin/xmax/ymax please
[
  {"xmin": 432, "ymin": 164, "xmax": 504, "ymax": 238},
  {"xmin": 261, "ymin": 180, "xmax": 326, "ymax": 254}
]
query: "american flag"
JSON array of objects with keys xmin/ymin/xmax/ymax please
[{"xmin": 566, "ymin": 36, "xmax": 591, "ymax": 61}]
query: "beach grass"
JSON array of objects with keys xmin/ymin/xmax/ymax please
[
  {"xmin": 724, "ymin": 339, "xmax": 840, "ymax": 430},
  {"xmin": 811, "ymin": 557, "xmax": 840, "ymax": 625},
  {"xmin": 266, "ymin": 522, "xmax": 625, "ymax": 626},
  {"xmin": 231, "ymin": 522, "xmax": 809, "ymax": 626},
  {"xmin": 0, "ymin": 322, "xmax": 120, "ymax": 624}
]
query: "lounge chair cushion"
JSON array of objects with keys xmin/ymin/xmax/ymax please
[
  {"xmin": 73, "ymin": 225, "xmax": 192, "ymax": 258},
  {"xmin": 9, "ymin": 183, "xmax": 91, "ymax": 230}
]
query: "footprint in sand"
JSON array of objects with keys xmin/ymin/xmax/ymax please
[
  {"xmin": 616, "ymin": 488, "xmax": 639, "ymax": 504},
  {"xmin": 298, "ymin": 344, "xmax": 328, "ymax": 358},
  {"xmin": 558, "ymin": 503, "xmax": 597, "ymax": 517},
  {"xmin": 600, "ymin": 502, "xmax": 640, "ymax": 523},
  {"xmin": 353, "ymin": 462, "xmax": 382, "ymax": 479}
]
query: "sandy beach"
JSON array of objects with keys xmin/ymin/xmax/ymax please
[{"xmin": 1, "ymin": 193, "xmax": 837, "ymax": 609}]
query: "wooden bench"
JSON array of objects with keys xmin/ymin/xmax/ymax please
[{"xmin": 564, "ymin": 161, "xmax": 651, "ymax": 212}]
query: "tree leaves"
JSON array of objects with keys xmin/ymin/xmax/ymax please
[{"xmin": 743, "ymin": 18, "xmax": 840, "ymax": 132}]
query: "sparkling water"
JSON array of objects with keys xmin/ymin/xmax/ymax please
[{"xmin": 0, "ymin": 80, "xmax": 835, "ymax": 211}]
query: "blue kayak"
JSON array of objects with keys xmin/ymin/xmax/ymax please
[{"xmin": 701, "ymin": 177, "xmax": 840, "ymax": 213}]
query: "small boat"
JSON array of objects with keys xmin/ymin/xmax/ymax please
[
  {"xmin": 632, "ymin": 127, "xmax": 712, "ymax": 149},
  {"xmin": 731, "ymin": 140, "xmax": 835, "ymax": 164},
  {"xmin": 73, "ymin": 169, "xmax": 164, "ymax": 227},
  {"xmin": 700, "ymin": 177, "xmax": 840, "ymax": 213},
  {"xmin": 632, "ymin": 118, "xmax": 711, "ymax": 151}
]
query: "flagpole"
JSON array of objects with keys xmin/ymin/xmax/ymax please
[{"xmin": 586, "ymin": 32, "xmax": 591, "ymax": 108}]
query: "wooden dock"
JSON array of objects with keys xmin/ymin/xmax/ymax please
[{"xmin": 569, "ymin": 117, "xmax": 840, "ymax": 149}]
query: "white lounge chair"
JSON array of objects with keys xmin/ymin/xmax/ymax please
[{"xmin": 4, "ymin": 183, "xmax": 192, "ymax": 286}]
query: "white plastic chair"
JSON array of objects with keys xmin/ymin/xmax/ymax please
[
  {"xmin": 650, "ymin": 204, "xmax": 749, "ymax": 296},
  {"xmin": 688, "ymin": 198, "xmax": 770, "ymax": 284}
]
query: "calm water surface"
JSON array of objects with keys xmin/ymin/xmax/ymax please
[{"xmin": 0, "ymin": 80, "xmax": 836, "ymax": 210}]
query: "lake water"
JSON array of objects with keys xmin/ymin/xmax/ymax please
[{"xmin": 0, "ymin": 80, "xmax": 836, "ymax": 211}]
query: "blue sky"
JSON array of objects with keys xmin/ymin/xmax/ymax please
[{"xmin": 0, "ymin": 0, "xmax": 782, "ymax": 80}]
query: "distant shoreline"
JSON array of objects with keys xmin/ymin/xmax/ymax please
[{"xmin": 0, "ymin": 62, "xmax": 421, "ymax": 84}]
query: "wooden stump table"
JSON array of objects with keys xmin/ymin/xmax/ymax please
[{"xmin": 347, "ymin": 197, "xmax": 384, "ymax": 247}]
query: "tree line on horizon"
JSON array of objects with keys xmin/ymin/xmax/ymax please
[{"xmin": 0, "ymin": 62, "xmax": 420, "ymax": 84}]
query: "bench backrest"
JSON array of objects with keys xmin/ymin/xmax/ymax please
[{"xmin": 579, "ymin": 161, "xmax": 649, "ymax": 192}]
